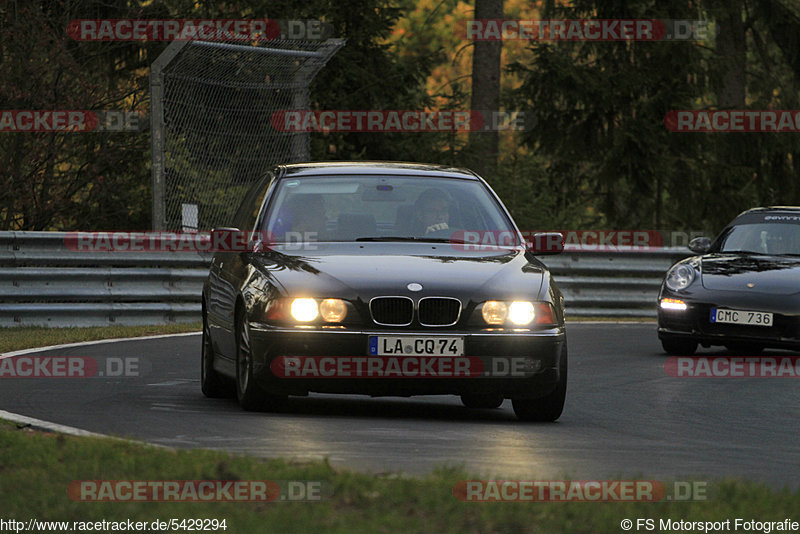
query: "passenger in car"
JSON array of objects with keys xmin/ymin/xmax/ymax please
[{"xmin": 413, "ymin": 188, "xmax": 452, "ymax": 235}]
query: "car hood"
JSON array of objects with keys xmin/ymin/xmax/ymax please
[
  {"xmin": 701, "ymin": 254, "xmax": 800, "ymax": 295},
  {"xmin": 250, "ymin": 243, "xmax": 546, "ymax": 301}
]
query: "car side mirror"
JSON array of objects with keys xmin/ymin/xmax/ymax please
[
  {"xmin": 688, "ymin": 236, "xmax": 712, "ymax": 254},
  {"xmin": 210, "ymin": 227, "xmax": 247, "ymax": 255},
  {"xmin": 526, "ymin": 232, "xmax": 564, "ymax": 255}
]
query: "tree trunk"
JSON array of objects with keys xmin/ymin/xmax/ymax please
[
  {"xmin": 716, "ymin": 0, "xmax": 746, "ymax": 108},
  {"xmin": 468, "ymin": 0, "xmax": 503, "ymax": 177}
]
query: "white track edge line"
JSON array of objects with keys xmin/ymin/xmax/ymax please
[
  {"xmin": 0, "ymin": 409, "xmax": 170, "ymax": 450},
  {"xmin": 0, "ymin": 409, "xmax": 113, "ymax": 438},
  {"xmin": 0, "ymin": 331, "xmax": 201, "ymax": 359}
]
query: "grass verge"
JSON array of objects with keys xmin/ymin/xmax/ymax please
[
  {"xmin": 1, "ymin": 420, "xmax": 797, "ymax": 533},
  {"xmin": 0, "ymin": 323, "xmax": 201, "ymax": 354}
]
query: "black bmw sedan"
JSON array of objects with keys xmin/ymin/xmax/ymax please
[
  {"xmin": 658, "ymin": 207, "xmax": 800, "ymax": 355},
  {"xmin": 201, "ymin": 162, "xmax": 568, "ymax": 421}
]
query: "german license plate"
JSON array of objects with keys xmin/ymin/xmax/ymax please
[
  {"xmin": 710, "ymin": 308, "xmax": 773, "ymax": 326},
  {"xmin": 368, "ymin": 336, "xmax": 464, "ymax": 356}
]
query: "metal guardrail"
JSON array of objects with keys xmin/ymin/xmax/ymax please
[
  {"xmin": 1, "ymin": 232, "xmax": 211, "ymax": 327},
  {"xmin": 543, "ymin": 246, "xmax": 691, "ymax": 317},
  {"xmin": 0, "ymin": 232, "xmax": 692, "ymax": 327}
]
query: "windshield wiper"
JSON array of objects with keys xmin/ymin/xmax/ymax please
[
  {"xmin": 719, "ymin": 250, "xmax": 767, "ymax": 255},
  {"xmin": 355, "ymin": 236, "xmax": 453, "ymax": 243},
  {"xmin": 355, "ymin": 236, "xmax": 521, "ymax": 246}
]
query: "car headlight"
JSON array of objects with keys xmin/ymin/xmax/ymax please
[
  {"xmin": 665, "ymin": 263, "xmax": 696, "ymax": 291},
  {"xmin": 265, "ymin": 298, "xmax": 351, "ymax": 323},
  {"xmin": 480, "ymin": 300, "xmax": 549, "ymax": 326},
  {"xmin": 290, "ymin": 298, "xmax": 319, "ymax": 322},
  {"xmin": 481, "ymin": 301, "xmax": 508, "ymax": 325},
  {"xmin": 508, "ymin": 301, "xmax": 535, "ymax": 325},
  {"xmin": 319, "ymin": 298, "xmax": 347, "ymax": 322}
]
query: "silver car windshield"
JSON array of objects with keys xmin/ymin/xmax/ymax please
[{"xmin": 262, "ymin": 175, "xmax": 519, "ymax": 244}]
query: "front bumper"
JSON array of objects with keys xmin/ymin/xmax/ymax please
[
  {"xmin": 247, "ymin": 323, "xmax": 566, "ymax": 398},
  {"xmin": 658, "ymin": 298, "xmax": 800, "ymax": 350}
]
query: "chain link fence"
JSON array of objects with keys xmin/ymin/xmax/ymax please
[{"xmin": 150, "ymin": 38, "xmax": 344, "ymax": 231}]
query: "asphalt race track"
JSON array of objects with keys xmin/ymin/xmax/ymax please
[{"xmin": 2, "ymin": 323, "xmax": 799, "ymax": 488}]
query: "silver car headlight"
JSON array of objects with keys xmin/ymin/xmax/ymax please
[{"xmin": 665, "ymin": 263, "xmax": 696, "ymax": 291}]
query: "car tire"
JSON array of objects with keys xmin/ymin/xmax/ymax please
[
  {"xmin": 461, "ymin": 393, "xmax": 504, "ymax": 409},
  {"xmin": 512, "ymin": 344, "xmax": 567, "ymax": 422},
  {"xmin": 201, "ymin": 311, "xmax": 234, "ymax": 398},
  {"xmin": 661, "ymin": 337, "xmax": 698, "ymax": 356},
  {"xmin": 235, "ymin": 311, "xmax": 286, "ymax": 412},
  {"xmin": 724, "ymin": 343, "xmax": 765, "ymax": 355}
]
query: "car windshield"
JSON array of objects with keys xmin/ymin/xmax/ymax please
[
  {"xmin": 718, "ymin": 222, "xmax": 800, "ymax": 255},
  {"xmin": 261, "ymin": 175, "xmax": 518, "ymax": 244}
]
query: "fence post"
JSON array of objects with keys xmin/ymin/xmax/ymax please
[{"xmin": 149, "ymin": 40, "xmax": 189, "ymax": 231}]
